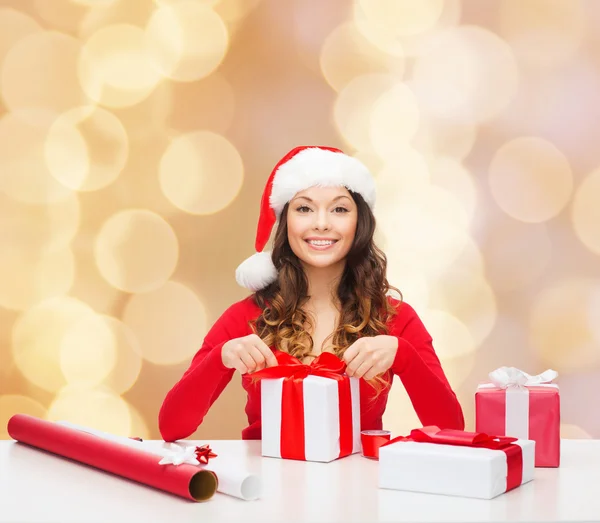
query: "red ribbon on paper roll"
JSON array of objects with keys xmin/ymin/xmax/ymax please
[
  {"xmin": 382, "ymin": 426, "xmax": 524, "ymax": 491},
  {"xmin": 7, "ymin": 414, "xmax": 217, "ymax": 502},
  {"xmin": 252, "ymin": 350, "xmax": 353, "ymax": 461}
]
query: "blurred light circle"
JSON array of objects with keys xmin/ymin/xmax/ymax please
[
  {"xmin": 0, "ymin": 190, "xmax": 80, "ymax": 254},
  {"xmin": 375, "ymin": 149, "xmax": 430, "ymax": 209},
  {"xmin": 385, "ymin": 260, "xmax": 430, "ymax": 312},
  {"xmin": 376, "ymin": 152, "xmax": 471, "ymax": 276},
  {"xmin": 530, "ymin": 279, "xmax": 600, "ymax": 373},
  {"xmin": 145, "ymin": 1, "xmax": 229, "ymax": 82},
  {"xmin": 356, "ymin": 0, "xmax": 443, "ymax": 36},
  {"xmin": 416, "ymin": 117, "xmax": 476, "ymax": 160},
  {"xmin": 213, "ymin": 0, "xmax": 263, "ymax": 26},
  {"xmin": 47, "ymin": 385, "xmax": 131, "ymax": 436},
  {"xmin": 422, "ymin": 309, "xmax": 476, "ymax": 359},
  {"xmin": 99, "ymin": 317, "xmax": 143, "ymax": 395},
  {"xmin": 72, "ymin": 0, "xmax": 119, "ymax": 5},
  {"xmin": 412, "ymin": 26, "xmax": 519, "ymax": 122},
  {"xmin": 489, "ymin": 137, "xmax": 573, "ymax": 223},
  {"xmin": 449, "ymin": 235, "xmax": 486, "ymax": 278},
  {"xmin": 352, "ymin": 150, "xmax": 384, "ymax": 181},
  {"xmin": 78, "ymin": 24, "xmax": 162, "ymax": 108},
  {"xmin": 369, "ymin": 83, "xmax": 420, "ymax": 159},
  {"xmin": 0, "ymin": 110, "xmax": 74, "ymax": 204},
  {"xmin": 320, "ymin": 21, "xmax": 404, "ymax": 93},
  {"xmin": 0, "ymin": 247, "xmax": 74, "ymax": 311},
  {"xmin": 394, "ymin": 0, "xmax": 462, "ymax": 57},
  {"xmin": 78, "ymin": 1, "xmax": 159, "ymax": 39},
  {"xmin": 0, "ymin": 395, "xmax": 46, "ymax": 438},
  {"xmin": 95, "ymin": 209, "xmax": 179, "ymax": 293},
  {"xmin": 0, "ymin": 7, "xmax": 42, "ymax": 66},
  {"xmin": 45, "ymin": 106, "xmax": 129, "ymax": 192},
  {"xmin": 69, "ymin": 244, "xmax": 122, "ymax": 314},
  {"xmin": 483, "ymin": 218, "xmax": 552, "ymax": 292},
  {"xmin": 1, "ymin": 31, "xmax": 89, "ymax": 115},
  {"xmin": 122, "ymin": 281, "xmax": 207, "ymax": 365},
  {"xmin": 499, "ymin": 0, "xmax": 585, "ymax": 68},
  {"xmin": 12, "ymin": 297, "xmax": 97, "ymax": 393},
  {"xmin": 572, "ymin": 168, "xmax": 600, "ymax": 256},
  {"xmin": 107, "ymin": 135, "xmax": 177, "ymax": 215},
  {"xmin": 430, "ymin": 269, "xmax": 497, "ymax": 346},
  {"xmin": 429, "ymin": 157, "xmax": 477, "ymax": 222},
  {"xmin": 59, "ymin": 313, "xmax": 117, "ymax": 388},
  {"xmin": 382, "ymin": 376, "xmax": 424, "ymax": 436},
  {"xmin": 33, "ymin": 0, "xmax": 89, "ymax": 34},
  {"xmin": 334, "ymin": 73, "xmax": 396, "ymax": 150},
  {"xmin": 379, "ymin": 197, "xmax": 470, "ymax": 278},
  {"xmin": 155, "ymin": 0, "xmax": 220, "ymax": 7},
  {"xmin": 167, "ymin": 74, "xmax": 235, "ymax": 133},
  {"xmin": 353, "ymin": 0, "xmax": 443, "ymax": 56},
  {"xmin": 159, "ymin": 131, "xmax": 244, "ymax": 215}
]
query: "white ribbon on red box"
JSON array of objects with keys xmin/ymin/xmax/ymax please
[{"xmin": 477, "ymin": 367, "xmax": 558, "ymax": 440}]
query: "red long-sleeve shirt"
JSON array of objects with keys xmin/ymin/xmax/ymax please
[{"xmin": 158, "ymin": 296, "xmax": 464, "ymax": 442}]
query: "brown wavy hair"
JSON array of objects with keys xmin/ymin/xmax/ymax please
[{"xmin": 251, "ymin": 190, "xmax": 402, "ymax": 384}]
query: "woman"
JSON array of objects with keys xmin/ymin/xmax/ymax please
[{"xmin": 159, "ymin": 146, "xmax": 464, "ymax": 442}]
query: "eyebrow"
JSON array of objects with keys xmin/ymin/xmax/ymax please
[{"xmin": 293, "ymin": 195, "xmax": 352, "ymax": 203}]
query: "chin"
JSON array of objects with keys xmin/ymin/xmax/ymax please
[{"xmin": 300, "ymin": 255, "xmax": 346, "ymax": 269}]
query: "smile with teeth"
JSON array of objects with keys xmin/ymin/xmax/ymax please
[
  {"xmin": 305, "ymin": 239, "xmax": 338, "ymax": 250},
  {"xmin": 307, "ymin": 240, "xmax": 336, "ymax": 245}
]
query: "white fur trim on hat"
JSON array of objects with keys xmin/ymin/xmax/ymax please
[
  {"xmin": 235, "ymin": 251, "xmax": 277, "ymax": 291},
  {"xmin": 269, "ymin": 148, "xmax": 376, "ymax": 216}
]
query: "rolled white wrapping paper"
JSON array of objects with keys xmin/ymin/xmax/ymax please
[{"xmin": 57, "ymin": 421, "xmax": 261, "ymax": 501}]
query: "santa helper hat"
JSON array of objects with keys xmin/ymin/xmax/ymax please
[{"xmin": 235, "ymin": 146, "xmax": 377, "ymax": 291}]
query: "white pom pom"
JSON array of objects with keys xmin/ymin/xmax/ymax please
[{"xmin": 235, "ymin": 251, "xmax": 277, "ymax": 291}]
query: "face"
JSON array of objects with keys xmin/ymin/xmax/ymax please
[{"xmin": 286, "ymin": 186, "xmax": 358, "ymax": 270}]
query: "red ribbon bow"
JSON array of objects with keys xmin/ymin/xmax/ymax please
[
  {"xmin": 382, "ymin": 426, "xmax": 524, "ymax": 492},
  {"xmin": 194, "ymin": 444, "xmax": 217, "ymax": 465},
  {"xmin": 252, "ymin": 350, "xmax": 354, "ymax": 461}
]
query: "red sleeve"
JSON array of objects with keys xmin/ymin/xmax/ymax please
[
  {"xmin": 389, "ymin": 300, "xmax": 465, "ymax": 430},
  {"xmin": 158, "ymin": 298, "xmax": 256, "ymax": 442}
]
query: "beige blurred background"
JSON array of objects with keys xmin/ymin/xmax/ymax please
[{"xmin": 0, "ymin": 0, "xmax": 598, "ymax": 441}]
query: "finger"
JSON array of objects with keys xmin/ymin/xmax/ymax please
[
  {"xmin": 247, "ymin": 345, "xmax": 267, "ymax": 371},
  {"xmin": 232, "ymin": 360, "xmax": 249, "ymax": 375},
  {"xmin": 353, "ymin": 359, "xmax": 375, "ymax": 379},
  {"xmin": 342, "ymin": 339, "xmax": 362, "ymax": 364},
  {"xmin": 238, "ymin": 350, "xmax": 258, "ymax": 374},
  {"xmin": 251, "ymin": 336, "xmax": 278, "ymax": 368},
  {"xmin": 363, "ymin": 366, "xmax": 382, "ymax": 381},
  {"xmin": 345, "ymin": 351, "xmax": 367, "ymax": 377}
]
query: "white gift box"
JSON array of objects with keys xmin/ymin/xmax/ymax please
[
  {"xmin": 261, "ymin": 375, "xmax": 361, "ymax": 462},
  {"xmin": 379, "ymin": 438, "xmax": 535, "ymax": 499}
]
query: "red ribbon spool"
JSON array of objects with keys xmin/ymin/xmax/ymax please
[{"xmin": 360, "ymin": 430, "xmax": 391, "ymax": 459}]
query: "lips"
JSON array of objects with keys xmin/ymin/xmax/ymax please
[{"xmin": 304, "ymin": 239, "xmax": 338, "ymax": 251}]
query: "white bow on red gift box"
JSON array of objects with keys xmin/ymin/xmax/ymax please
[
  {"xmin": 487, "ymin": 367, "xmax": 558, "ymax": 389},
  {"xmin": 476, "ymin": 366, "xmax": 560, "ymax": 467}
]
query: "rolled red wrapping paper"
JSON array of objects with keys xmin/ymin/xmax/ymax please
[{"xmin": 7, "ymin": 414, "xmax": 217, "ymax": 502}]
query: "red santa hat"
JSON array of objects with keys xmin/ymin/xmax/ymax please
[{"xmin": 235, "ymin": 146, "xmax": 376, "ymax": 291}]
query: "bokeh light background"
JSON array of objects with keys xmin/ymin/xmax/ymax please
[{"xmin": 0, "ymin": 0, "xmax": 598, "ymax": 441}]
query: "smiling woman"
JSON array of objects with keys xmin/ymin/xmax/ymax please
[{"xmin": 158, "ymin": 146, "xmax": 464, "ymax": 442}]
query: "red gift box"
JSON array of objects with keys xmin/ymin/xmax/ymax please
[{"xmin": 475, "ymin": 367, "xmax": 560, "ymax": 467}]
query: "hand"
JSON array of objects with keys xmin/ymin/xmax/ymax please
[
  {"xmin": 221, "ymin": 334, "xmax": 278, "ymax": 374},
  {"xmin": 342, "ymin": 335, "xmax": 398, "ymax": 380}
]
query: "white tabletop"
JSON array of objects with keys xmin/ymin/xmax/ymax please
[{"xmin": 0, "ymin": 439, "xmax": 599, "ymax": 522}]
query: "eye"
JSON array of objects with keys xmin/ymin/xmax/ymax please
[
  {"xmin": 333, "ymin": 206, "xmax": 349, "ymax": 213},
  {"xmin": 296, "ymin": 205, "xmax": 311, "ymax": 213}
]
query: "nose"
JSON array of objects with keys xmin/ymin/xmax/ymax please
[{"xmin": 313, "ymin": 208, "xmax": 331, "ymax": 231}]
